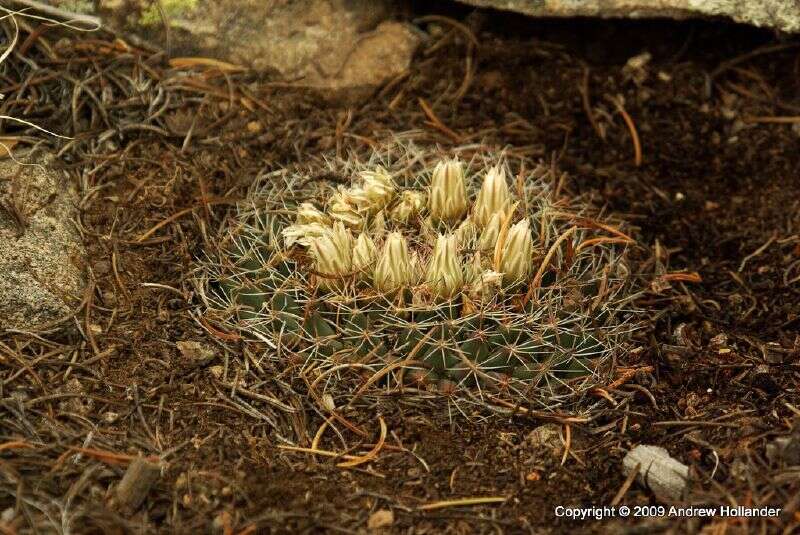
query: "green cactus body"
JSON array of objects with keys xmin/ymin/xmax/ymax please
[{"xmin": 197, "ymin": 142, "xmax": 639, "ymax": 413}]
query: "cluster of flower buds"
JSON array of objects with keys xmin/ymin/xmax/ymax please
[{"xmin": 281, "ymin": 159, "xmax": 537, "ymax": 298}]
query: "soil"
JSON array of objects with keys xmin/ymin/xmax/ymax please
[{"xmin": 1, "ymin": 2, "xmax": 799, "ymax": 534}]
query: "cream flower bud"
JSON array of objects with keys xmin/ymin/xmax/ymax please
[
  {"xmin": 409, "ymin": 251, "xmax": 424, "ymax": 285},
  {"xmin": 464, "ymin": 251, "xmax": 484, "ymax": 283},
  {"xmin": 469, "ymin": 270, "xmax": 503, "ymax": 301},
  {"xmin": 428, "ymin": 159, "xmax": 468, "ymax": 224},
  {"xmin": 352, "ymin": 167, "xmax": 395, "ymax": 214},
  {"xmin": 374, "ymin": 232, "xmax": 413, "ymax": 293},
  {"xmin": 371, "ymin": 209, "xmax": 387, "ymax": 237},
  {"xmin": 454, "ymin": 216, "xmax": 477, "ymax": 246},
  {"xmin": 352, "ymin": 233, "xmax": 377, "ymax": 279},
  {"xmin": 478, "ymin": 212, "xmax": 503, "ymax": 251},
  {"xmin": 425, "ymin": 233, "xmax": 463, "ymax": 298},
  {"xmin": 390, "ymin": 190, "xmax": 425, "ymax": 224},
  {"xmin": 296, "ymin": 202, "xmax": 330, "ymax": 226},
  {"xmin": 329, "ymin": 189, "xmax": 362, "ymax": 229},
  {"xmin": 498, "ymin": 218, "xmax": 534, "ymax": 282},
  {"xmin": 283, "ymin": 222, "xmax": 329, "ymax": 248},
  {"xmin": 309, "ymin": 222, "xmax": 353, "ymax": 288},
  {"xmin": 473, "ymin": 166, "xmax": 511, "ymax": 227}
]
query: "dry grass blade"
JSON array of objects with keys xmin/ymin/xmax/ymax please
[
  {"xmin": 658, "ymin": 271, "xmax": 702, "ymax": 283},
  {"xmin": 609, "ymin": 96, "xmax": 642, "ymax": 167},
  {"xmin": 418, "ymin": 496, "xmax": 507, "ymax": 511},
  {"xmin": 418, "ymin": 98, "xmax": 462, "ymax": 142},
  {"xmin": 530, "ymin": 226, "xmax": 578, "ymax": 291},
  {"xmin": 743, "ymin": 115, "xmax": 800, "ymax": 123},
  {"xmin": 610, "ymin": 462, "xmax": 640, "ymax": 506},
  {"xmin": 169, "ymin": 57, "xmax": 247, "ymax": 72},
  {"xmin": 336, "ymin": 416, "xmax": 387, "ymax": 468},
  {"xmin": 0, "ymin": 440, "xmax": 33, "ymax": 452},
  {"xmin": 277, "ymin": 445, "xmax": 359, "ymax": 460},
  {"xmin": 135, "ymin": 207, "xmax": 195, "ymax": 242}
]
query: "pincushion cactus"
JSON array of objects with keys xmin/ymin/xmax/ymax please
[{"xmin": 196, "ymin": 142, "xmax": 639, "ymax": 414}]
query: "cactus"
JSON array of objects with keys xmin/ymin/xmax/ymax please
[{"xmin": 196, "ymin": 142, "xmax": 640, "ymax": 413}]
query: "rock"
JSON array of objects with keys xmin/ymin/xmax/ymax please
[
  {"xmin": 728, "ymin": 457, "xmax": 750, "ymax": 481},
  {"xmin": 527, "ymin": 423, "xmax": 562, "ymax": 452},
  {"xmin": 314, "ymin": 21, "xmax": 420, "ymax": 103},
  {"xmin": 766, "ymin": 435, "xmax": 800, "ymax": 465},
  {"xmin": 622, "ymin": 445, "xmax": 689, "ymax": 502},
  {"xmin": 0, "ymin": 157, "xmax": 86, "ymax": 331},
  {"xmin": 90, "ymin": 0, "xmax": 419, "ymax": 103},
  {"xmin": 102, "ymin": 411, "xmax": 120, "ymax": 424},
  {"xmin": 209, "ymin": 365, "xmax": 224, "ymax": 379},
  {"xmin": 367, "ymin": 509, "xmax": 394, "ymax": 529},
  {"xmin": 1, "ymin": 507, "xmax": 14, "ymax": 525},
  {"xmin": 115, "ymin": 457, "xmax": 162, "ymax": 513},
  {"xmin": 766, "ymin": 418, "xmax": 800, "ymax": 465},
  {"xmin": 455, "ymin": 1, "xmax": 800, "ymax": 33},
  {"xmin": 61, "ymin": 377, "xmax": 92, "ymax": 414}
]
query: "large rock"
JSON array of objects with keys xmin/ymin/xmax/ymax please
[
  {"xmin": 0, "ymin": 158, "xmax": 86, "ymax": 331},
  {"xmin": 93, "ymin": 0, "xmax": 420, "ymax": 103},
  {"xmin": 456, "ymin": 0, "xmax": 800, "ymax": 33}
]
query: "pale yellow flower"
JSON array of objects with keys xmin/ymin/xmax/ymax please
[
  {"xmin": 478, "ymin": 212, "xmax": 503, "ymax": 251},
  {"xmin": 469, "ymin": 270, "xmax": 503, "ymax": 301},
  {"xmin": 428, "ymin": 159, "xmax": 468, "ymax": 224},
  {"xmin": 454, "ymin": 216, "xmax": 477, "ymax": 246},
  {"xmin": 374, "ymin": 232, "xmax": 413, "ymax": 292},
  {"xmin": 473, "ymin": 166, "xmax": 511, "ymax": 227},
  {"xmin": 464, "ymin": 250, "xmax": 484, "ymax": 283},
  {"xmin": 282, "ymin": 222, "xmax": 329, "ymax": 248},
  {"xmin": 352, "ymin": 233, "xmax": 377, "ymax": 279},
  {"xmin": 425, "ymin": 233, "xmax": 463, "ymax": 298},
  {"xmin": 308, "ymin": 222, "xmax": 353, "ymax": 288},
  {"xmin": 390, "ymin": 190, "xmax": 425, "ymax": 224},
  {"xmin": 296, "ymin": 202, "xmax": 330, "ymax": 226},
  {"xmin": 353, "ymin": 167, "xmax": 395, "ymax": 213},
  {"xmin": 329, "ymin": 189, "xmax": 363, "ymax": 229},
  {"xmin": 498, "ymin": 218, "xmax": 534, "ymax": 282},
  {"xmin": 409, "ymin": 251, "xmax": 424, "ymax": 285},
  {"xmin": 371, "ymin": 209, "xmax": 387, "ymax": 237}
]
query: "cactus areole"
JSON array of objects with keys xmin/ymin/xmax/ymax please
[{"xmin": 197, "ymin": 143, "xmax": 639, "ymax": 414}]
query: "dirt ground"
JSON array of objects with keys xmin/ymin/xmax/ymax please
[{"xmin": 1, "ymin": 2, "xmax": 799, "ymax": 534}]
